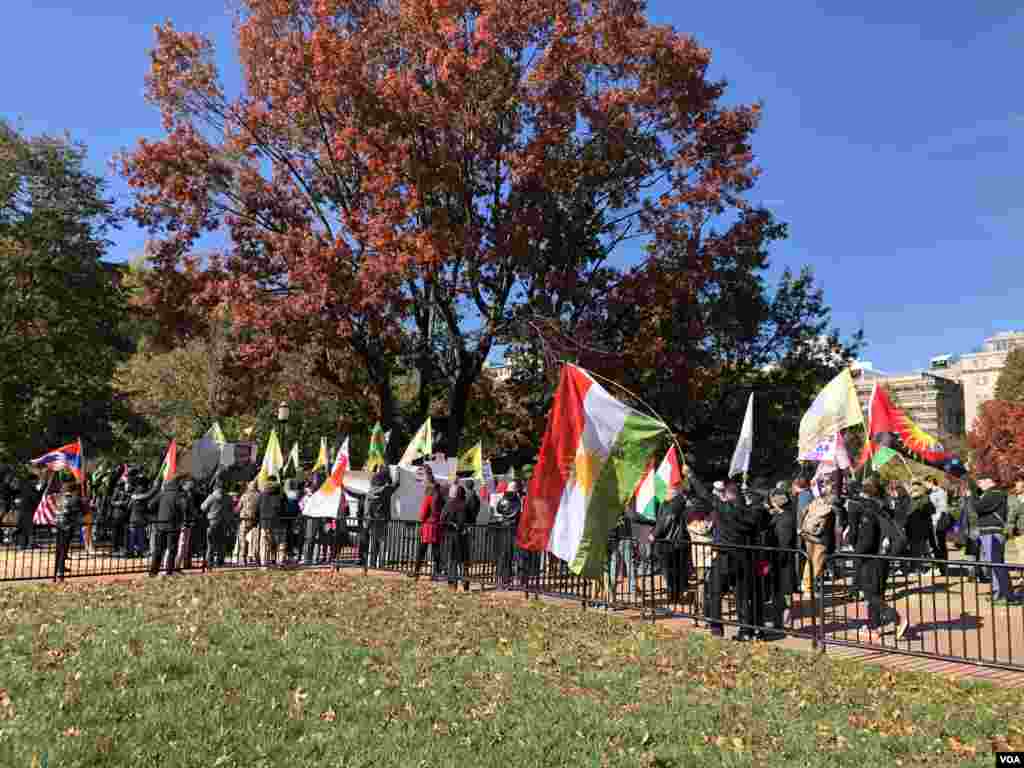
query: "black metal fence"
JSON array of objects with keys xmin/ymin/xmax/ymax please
[{"xmin": 3, "ymin": 519, "xmax": 1023, "ymax": 672}]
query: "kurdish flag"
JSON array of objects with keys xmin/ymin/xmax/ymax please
[
  {"xmin": 399, "ymin": 418, "xmax": 432, "ymax": 466},
  {"xmin": 634, "ymin": 445, "xmax": 683, "ymax": 522},
  {"xmin": 304, "ymin": 438, "xmax": 349, "ymax": 518},
  {"xmin": 313, "ymin": 437, "xmax": 329, "ymax": 473},
  {"xmin": 364, "ymin": 422, "xmax": 387, "ymax": 471},
  {"xmin": 459, "ymin": 442, "xmax": 483, "ymax": 480},
  {"xmin": 518, "ymin": 365, "xmax": 666, "ymax": 578}
]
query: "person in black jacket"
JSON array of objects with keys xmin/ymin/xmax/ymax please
[
  {"xmin": 148, "ymin": 478, "xmax": 185, "ymax": 576},
  {"xmin": 365, "ymin": 467, "xmax": 398, "ymax": 569},
  {"xmin": 257, "ymin": 477, "xmax": 286, "ymax": 568},
  {"xmin": 443, "ymin": 484, "xmax": 471, "ymax": 592},
  {"xmin": 764, "ymin": 482, "xmax": 798, "ymax": 630},
  {"xmin": 649, "ymin": 486, "xmax": 690, "ymax": 607},
  {"xmin": 130, "ymin": 474, "xmax": 159, "ymax": 558},
  {"xmin": 690, "ymin": 470, "xmax": 761, "ymax": 640},
  {"xmin": 464, "ymin": 480, "xmax": 482, "ymax": 525},
  {"xmin": 490, "ymin": 482, "xmax": 521, "ymax": 588},
  {"xmin": 970, "ymin": 472, "xmax": 1018, "ymax": 603},
  {"xmin": 108, "ymin": 470, "xmax": 132, "ymax": 556},
  {"xmin": 54, "ymin": 480, "xmax": 83, "ymax": 579},
  {"xmin": 905, "ymin": 481, "xmax": 936, "ymax": 573},
  {"xmin": 174, "ymin": 477, "xmax": 200, "ymax": 570},
  {"xmin": 14, "ymin": 474, "xmax": 41, "ymax": 551},
  {"xmin": 852, "ymin": 478, "xmax": 908, "ymax": 642}
]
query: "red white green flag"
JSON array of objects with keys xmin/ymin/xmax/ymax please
[
  {"xmin": 634, "ymin": 445, "xmax": 683, "ymax": 522},
  {"xmin": 518, "ymin": 365, "xmax": 666, "ymax": 577}
]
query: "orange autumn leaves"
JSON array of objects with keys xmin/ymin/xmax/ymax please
[{"xmin": 121, "ymin": 0, "xmax": 772, "ymax": 450}]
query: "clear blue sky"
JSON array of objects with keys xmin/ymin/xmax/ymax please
[{"xmin": 3, "ymin": 1, "xmax": 1021, "ymax": 373}]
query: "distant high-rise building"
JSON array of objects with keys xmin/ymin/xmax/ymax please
[
  {"xmin": 852, "ymin": 370, "xmax": 964, "ymax": 438},
  {"xmin": 927, "ymin": 331, "xmax": 1024, "ymax": 431}
]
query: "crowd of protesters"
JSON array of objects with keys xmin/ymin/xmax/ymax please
[
  {"xmin": 1, "ymin": 460, "xmax": 1023, "ymax": 641},
  {"xmin": 624, "ymin": 462, "xmax": 1023, "ymax": 641}
]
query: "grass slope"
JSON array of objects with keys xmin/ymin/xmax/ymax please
[{"xmin": 0, "ymin": 571, "xmax": 1021, "ymax": 767}]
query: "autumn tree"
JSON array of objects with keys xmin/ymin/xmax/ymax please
[
  {"xmin": 113, "ymin": 336, "xmax": 374, "ymax": 466},
  {"xmin": 507, "ymin": 238, "xmax": 861, "ymax": 477},
  {"xmin": 968, "ymin": 400, "xmax": 1024, "ymax": 486},
  {"xmin": 995, "ymin": 348, "xmax": 1024, "ymax": 403},
  {"xmin": 122, "ymin": 0, "xmax": 780, "ymax": 456},
  {"xmin": 0, "ymin": 121, "xmax": 128, "ymax": 461}
]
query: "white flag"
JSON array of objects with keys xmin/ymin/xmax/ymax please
[{"xmin": 728, "ymin": 394, "xmax": 754, "ymax": 478}]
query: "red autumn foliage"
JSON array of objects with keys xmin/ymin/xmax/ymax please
[
  {"xmin": 968, "ymin": 400, "xmax": 1024, "ymax": 486},
  {"xmin": 121, "ymin": 0, "xmax": 774, "ymax": 453}
]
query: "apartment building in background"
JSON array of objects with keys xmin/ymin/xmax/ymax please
[
  {"xmin": 851, "ymin": 362, "xmax": 965, "ymax": 437},
  {"xmin": 927, "ymin": 331, "xmax": 1024, "ymax": 431}
]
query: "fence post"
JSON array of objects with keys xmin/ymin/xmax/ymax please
[{"xmin": 812, "ymin": 553, "xmax": 823, "ymax": 653}]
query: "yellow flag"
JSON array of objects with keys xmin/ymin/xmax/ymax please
[
  {"xmin": 257, "ymin": 429, "xmax": 285, "ymax": 490},
  {"xmin": 798, "ymin": 369, "xmax": 864, "ymax": 456},
  {"xmin": 458, "ymin": 442, "xmax": 483, "ymax": 480},
  {"xmin": 399, "ymin": 418, "xmax": 432, "ymax": 466},
  {"xmin": 313, "ymin": 437, "xmax": 329, "ymax": 472}
]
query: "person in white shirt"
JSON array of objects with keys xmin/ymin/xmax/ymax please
[{"xmin": 926, "ymin": 476, "xmax": 950, "ymax": 572}]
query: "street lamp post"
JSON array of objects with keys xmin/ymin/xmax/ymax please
[{"xmin": 278, "ymin": 402, "xmax": 290, "ymax": 478}]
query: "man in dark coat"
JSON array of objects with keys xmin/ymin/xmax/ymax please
[
  {"xmin": 690, "ymin": 470, "xmax": 761, "ymax": 640},
  {"xmin": 490, "ymin": 482, "xmax": 521, "ymax": 588},
  {"xmin": 970, "ymin": 471, "xmax": 1018, "ymax": 603},
  {"xmin": 148, "ymin": 478, "xmax": 185, "ymax": 576},
  {"xmin": 53, "ymin": 480, "xmax": 83, "ymax": 579},
  {"xmin": 443, "ymin": 484, "xmax": 472, "ymax": 591},
  {"xmin": 129, "ymin": 474, "xmax": 158, "ymax": 558},
  {"xmin": 365, "ymin": 467, "xmax": 398, "ymax": 569},
  {"xmin": 14, "ymin": 475, "xmax": 41, "ymax": 550},
  {"xmin": 257, "ymin": 477, "xmax": 286, "ymax": 568},
  {"xmin": 649, "ymin": 485, "xmax": 691, "ymax": 607},
  {"xmin": 464, "ymin": 479, "xmax": 482, "ymax": 525},
  {"xmin": 906, "ymin": 481, "xmax": 936, "ymax": 573},
  {"xmin": 852, "ymin": 478, "xmax": 908, "ymax": 642},
  {"xmin": 765, "ymin": 482, "xmax": 798, "ymax": 630}
]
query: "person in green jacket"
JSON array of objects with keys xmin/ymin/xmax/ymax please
[{"xmin": 1007, "ymin": 478, "xmax": 1024, "ymax": 538}]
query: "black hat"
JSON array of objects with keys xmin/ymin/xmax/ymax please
[
  {"xmin": 745, "ymin": 478, "xmax": 775, "ymax": 497},
  {"xmin": 685, "ymin": 495, "xmax": 711, "ymax": 513}
]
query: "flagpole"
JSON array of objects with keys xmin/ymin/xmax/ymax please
[
  {"xmin": 583, "ymin": 366, "xmax": 689, "ymax": 479},
  {"xmin": 897, "ymin": 452, "xmax": 917, "ymax": 482}
]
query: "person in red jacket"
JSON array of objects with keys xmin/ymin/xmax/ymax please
[{"xmin": 413, "ymin": 469, "xmax": 445, "ymax": 579}]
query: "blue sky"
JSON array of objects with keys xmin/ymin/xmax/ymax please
[{"xmin": 3, "ymin": 1, "xmax": 1021, "ymax": 374}]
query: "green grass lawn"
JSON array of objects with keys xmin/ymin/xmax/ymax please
[{"xmin": 1, "ymin": 571, "xmax": 1021, "ymax": 767}]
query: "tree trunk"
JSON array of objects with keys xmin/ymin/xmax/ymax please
[
  {"xmin": 377, "ymin": 372, "xmax": 397, "ymax": 463},
  {"xmin": 445, "ymin": 371, "xmax": 475, "ymax": 459}
]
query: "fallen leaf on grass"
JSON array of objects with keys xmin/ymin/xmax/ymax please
[
  {"xmin": 948, "ymin": 737, "xmax": 976, "ymax": 757},
  {"xmin": 320, "ymin": 709, "xmax": 337, "ymax": 722},
  {"xmin": 63, "ymin": 726, "xmax": 81, "ymax": 737},
  {"xmin": 289, "ymin": 688, "xmax": 308, "ymax": 720},
  {"xmin": 0, "ymin": 689, "xmax": 14, "ymax": 720},
  {"xmin": 96, "ymin": 735, "xmax": 114, "ymax": 754}
]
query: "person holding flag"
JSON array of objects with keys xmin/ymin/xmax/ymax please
[{"xmin": 53, "ymin": 475, "xmax": 84, "ymax": 580}]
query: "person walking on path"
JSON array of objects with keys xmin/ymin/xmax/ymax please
[{"xmin": 969, "ymin": 471, "xmax": 1020, "ymax": 604}]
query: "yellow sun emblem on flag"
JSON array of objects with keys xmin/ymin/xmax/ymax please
[{"xmin": 573, "ymin": 442, "xmax": 603, "ymax": 497}]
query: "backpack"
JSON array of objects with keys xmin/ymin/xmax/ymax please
[
  {"xmin": 799, "ymin": 496, "xmax": 833, "ymax": 540},
  {"xmin": 366, "ymin": 485, "xmax": 391, "ymax": 521},
  {"xmin": 873, "ymin": 508, "xmax": 908, "ymax": 557}
]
